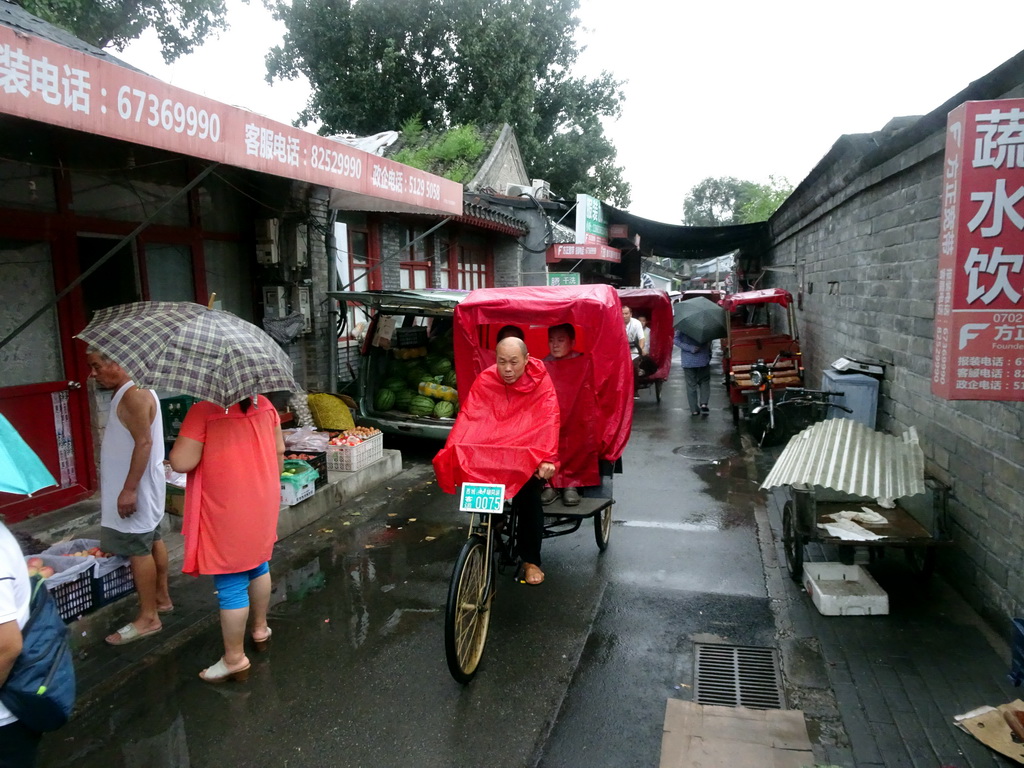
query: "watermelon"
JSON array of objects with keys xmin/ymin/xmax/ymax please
[
  {"xmin": 429, "ymin": 358, "xmax": 452, "ymax": 376},
  {"xmin": 374, "ymin": 388, "xmax": 396, "ymax": 411},
  {"xmin": 433, "ymin": 400, "xmax": 455, "ymax": 418},
  {"xmin": 409, "ymin": 395, "xmax": 435, "ymax": 416},
  {"xmin": 383, "ymin": 376, "xmax": 406, "ymax": 392},
  {"xmin": 405, "ymin": 365, "xmax": 427, "ymax": 384},
  {"xmin": 442, "ymin": 369, "xmax": 457, "ymax": 388},
  {"xmin": 394, "ymin": 389, "xmax": 415, "ymax": 411}
]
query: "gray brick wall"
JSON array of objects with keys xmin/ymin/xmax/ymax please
[{"xmin": 764, "ymin": 85, "xmax": 1024, "ymax": 629}]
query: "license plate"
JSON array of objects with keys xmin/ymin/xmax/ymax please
[{"xmin": 459, "ymin": 483, "xmax": 506, "ymax": 514}]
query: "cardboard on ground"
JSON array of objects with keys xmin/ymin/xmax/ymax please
[
  {"xmin": 954, "ymin": 698, "xmax": 1024, "ymax": 764},
  {"xmin": 660, "ymin": 699, "xmax": 814, "ymax": 768}
]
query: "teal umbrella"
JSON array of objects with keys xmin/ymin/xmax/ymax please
[{"xmin": 0, "ymin": 413, "xmax": 57, "ymax": 495}]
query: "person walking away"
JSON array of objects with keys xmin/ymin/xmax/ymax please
[
  {"xmin": 433, "ymin": 338, "xmax": 559, "ymax": 585},
  {"xmin": 169, "ymin": 395, "xmax": 284, "ymax": 683},
  {"xmin": 85, "ymin": 351, "xmax": 172, "ymax": 646},
  {"xmin": 675, "ymin": 331, "xmax": 712, "ymax": 416},
  {"xmin": 0, "ymin": 522, "xmax": 39, "ymax": 767}
]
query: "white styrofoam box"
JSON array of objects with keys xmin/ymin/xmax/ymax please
[
  {"xmin": 802, "ymin": 562, "xmax": 889, "ymax": 616},
  {"xmin": 280, "ymin": 479, "xmax": 315, "ymax": 507}
]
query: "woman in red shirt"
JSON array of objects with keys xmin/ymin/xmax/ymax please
[{"xmin": 170, "ymin": 395, "xmax": 284, "ymax": 683}]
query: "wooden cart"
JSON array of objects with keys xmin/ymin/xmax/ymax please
[{"xmin": 780, "ymin": 476, "xmax": 950, "ymax": 582}]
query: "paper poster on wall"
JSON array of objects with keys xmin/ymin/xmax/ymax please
[
  {"xmin": 51, "ymin": 390, "xmax": 75, "ymax": 487},
  {"xmin": 931, "ymin": 99, "xmax": 1024, "ymax": 401}
]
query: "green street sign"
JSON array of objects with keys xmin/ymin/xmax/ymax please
[
  {"xmin": 547, "ymin": 272, "xmax": 581, "ymax": 286},
  {"xmin": 459, "ymin": 483, "xmax": 506, "ymax": 513}
]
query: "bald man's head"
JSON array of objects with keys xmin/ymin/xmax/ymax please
[{"xmin": 495, "ymin": 337, "xmax": 529, "ymax": 385}]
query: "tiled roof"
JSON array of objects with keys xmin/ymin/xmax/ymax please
[
  {"xmin": 0, "ymin": 0, "xmax": 145, "ymax": 74},
  {"xmin": 457, "ymin": 199, "xmax": 529, "ymax": 235}
]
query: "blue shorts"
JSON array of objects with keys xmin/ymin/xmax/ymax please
[{"xmin": 212, "ymin": 562, "xmax": 270, "ymax": 610}]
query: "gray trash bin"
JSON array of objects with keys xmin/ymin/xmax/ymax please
[{"xmin": 821, "ymin": 369, "xmax": 879, "ymax": 429}]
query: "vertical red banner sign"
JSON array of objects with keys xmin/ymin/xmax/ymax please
[{"xmin": 932, "ymin": 99, "xmax": 1024, "ymax": 400}]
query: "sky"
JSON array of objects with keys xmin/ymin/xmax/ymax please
[{"xmin": 118, "ymin": 0, "xmax": 1024, "ymax": 224}]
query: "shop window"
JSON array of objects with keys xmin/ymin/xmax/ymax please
[
  {"xmin": 0, "ymin": 118, "xmax": 56, "ymax": 213},
  {"xmin": 400, "ymin": 226, "xmax": 433, "ymax": 290},
  {"xmin": 456, "ymin": 243, "xmax": 493, "ymax": 290},
  {"xmin": 204, "ymin": 240, "xmax": 254, "ymax": 321},
  {"xmin": 195, "ymin": 167, "xmax": 251, "ymax": 232},
  {"xmin": 0, "ymin": 240, "xmax": 63, "ymax": 387},
  {"xmin": 67, "ymin": 138, "xmax": 189, "ymax": 227},
  {"xmin": 144, "ymin": 243, "xmax": 195, "ymax": 303},
  {"xmin": 76, "ymin": 235, "xmax": 141, "ymax": 321}
]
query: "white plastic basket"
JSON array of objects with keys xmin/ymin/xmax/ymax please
[{"xmin": 326, "ymin": 433, "xmax": 383, "ymax": 472}]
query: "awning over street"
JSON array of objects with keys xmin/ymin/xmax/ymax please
[
  {"xmin": 600, "ymin": 204, "xmax": 769, "ymax": 261},
  {"xmin": 0, "ymin": 22, "xmax": 462, "ymax": 216}
]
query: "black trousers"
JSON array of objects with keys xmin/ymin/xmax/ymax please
[{"xmin": 512, "ymin": 475, "xmax": 544, "ymax": 566}]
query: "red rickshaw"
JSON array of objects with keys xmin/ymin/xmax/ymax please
[
  {"xmin": 721, "ymin": 288, "xmax": 803, "ymax": 424},
  {"xmin": 436, "ymin": 284, "xmax": 634, "ymax": 683},
  {"xmin": 617, "ymin": 288, "xmax": 674, "ymax": 402}
]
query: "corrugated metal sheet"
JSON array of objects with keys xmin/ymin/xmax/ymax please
[{"xmin": 760, "ymin": 418, "xmax": 925, "ymax": 499}]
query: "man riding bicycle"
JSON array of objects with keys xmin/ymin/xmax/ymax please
[{"xmin": 433, "ymin": 337, "xmax": 559, "ymax": 585}]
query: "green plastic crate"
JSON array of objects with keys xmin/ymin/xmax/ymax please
[{"xmin": 160, "ymin": 395, "xmax": 199, "ymax": 438}]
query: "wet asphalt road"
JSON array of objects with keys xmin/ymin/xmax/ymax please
[{"xmin": 37, "ymin": 367, "xmax": 777, "ymax": 768}]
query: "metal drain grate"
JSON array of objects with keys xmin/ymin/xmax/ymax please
[{"xmin": 693, "ymin": 643, "xmax": 784, "ymax": 709}]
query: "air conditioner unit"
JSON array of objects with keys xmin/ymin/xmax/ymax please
[
  {"xmin": 505, "ymin": 183, "xmax": 534, "ymax": 198},
  {"xmin": 531, "ymin": 179, "xmax": 551, "ymax": 200}
]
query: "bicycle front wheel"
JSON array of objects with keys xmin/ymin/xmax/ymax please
[{"xmin": 444, "ymin": 534, "xmax": 493, "ymax": 684}]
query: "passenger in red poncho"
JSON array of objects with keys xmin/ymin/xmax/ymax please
[{"xmin": 433, "ymin": 337, "xmax": 559, "ymax": 585}]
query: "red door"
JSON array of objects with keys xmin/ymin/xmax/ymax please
[{"xmin": 0, "ymin": 381, "xmax": 94, "ymax": 523}]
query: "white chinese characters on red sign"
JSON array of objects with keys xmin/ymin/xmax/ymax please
[
  {"xmin": 932, "ymin": 100, "xmax": 1024, "ymax": 400},
  {"xmin": 545, "ymin": 243, "xmax": 621, "ymax": 264},
  {"xmin": 0, "ymin": 27, "xmax": 461, "ymax": 215}
]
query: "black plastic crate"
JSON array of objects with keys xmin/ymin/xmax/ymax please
[
  {"xmin": 49, "ymin": 569, "xmax": 95, "ymax": 623},
  {"xmin": 93, "ymin": 560, "xmax": 136, "ymax": 607},
  {"xmin": 395, "ymin": 326, "xmax": 428, "ymax": 348},
  {"xmin": 285, "ymin": 451, "xmax": 327, "ymax": 489}
]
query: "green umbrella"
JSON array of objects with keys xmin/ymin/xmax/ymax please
[
  {"xmin": 0, "ymin": 413, "xmax": 57, "ymax": 496},
  {"xmin": 673, "ymin": 297, "xmax": 727, "ymax": 343}
]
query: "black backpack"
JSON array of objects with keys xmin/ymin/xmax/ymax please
[{"xmin": 0, "ymin": 575, "xmax": 76, "ymax": 731}]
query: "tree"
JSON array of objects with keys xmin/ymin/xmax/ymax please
[
  {"xmin": 16, "ymin": 0, "xmax": 228, "ymax": 63},
  {"xmin": 681, "ymin": 175, "xmax": 793, "ymax": 226},
  {"xmin": 266, "ymin": 0, "xmax": 631, "ymax": 207},
  {"xmin": 737, "ymin": 175, "xmax": 793, "ymax": 223},
  {"xmin": 682, "ymin": 177, "xmax": 753, "ymax": 226}
]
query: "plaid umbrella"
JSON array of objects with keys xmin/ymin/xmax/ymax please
[
  {"xmin": 0, "ymin": 413, "xmax": 57, "ymax": 495},
  {"xmin": 672, "ymin": 297, "xmax": 727, "ymax": 344},
  {"xmin": 76, "ymin": 301, "xmax": 299, "ymax": 408}
]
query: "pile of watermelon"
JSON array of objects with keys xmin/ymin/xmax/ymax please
[{"xmin": 372, "ymin": 328, "xmax": 458, "ymax": 419}]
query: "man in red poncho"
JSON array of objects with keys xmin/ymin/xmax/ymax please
[{"xmin": 433, "ymin": 337, "xmax": 559, "ymax": 585}]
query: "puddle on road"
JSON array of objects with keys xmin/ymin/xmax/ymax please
[{"xmin": 37, "ymin": 511, "xmax": 468, "ymax": 768}]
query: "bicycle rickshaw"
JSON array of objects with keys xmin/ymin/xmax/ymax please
[
  {"xmin": 618, "ymin": 288, "xmax": 674, "ymax": 402},
  {"xmin": 435, "ymin": 284, "xmax": 634, "ymax": 683}
]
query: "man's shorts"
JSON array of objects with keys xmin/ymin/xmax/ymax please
[{"xmin": 100, "ymin": 525, "xmax": 163, "ymax": 557}]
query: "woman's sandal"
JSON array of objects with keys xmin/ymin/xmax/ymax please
[
  {"xmin": 199, "ymin": 657, "xmax": 251, "ymax": 684},
  {"xmin": 252, "ymin": 627, "xmax": 272, "ymax": 652},
  {"xmin": 521, "ymin": 563, "xmax": 545, "ymax": 585}
]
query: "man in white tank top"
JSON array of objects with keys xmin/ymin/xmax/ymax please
[{"xmin": 86, "ymin": 350, "xmax": 173, "ymax": 646}]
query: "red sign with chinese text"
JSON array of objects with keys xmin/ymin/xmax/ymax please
[
  {"xmin": 0, "ymin": 27, "xmax": 462, "ymax": 215},
  {"xmin": 932, "ymin": 99, "xmax": 1024, "ymax": 400},
  {"xmin": 546, "ymin": 243, "xmax": 621, "ymax": 264}
]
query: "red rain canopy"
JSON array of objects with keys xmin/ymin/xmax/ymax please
[
  {"xmin": 721, "ymin": 288, "xmax": 793, "ymax": 312},
  {"xmin": 433, "ymin": 357, "xmax": 559, "ymax": 498},
  {"xmin": 437, "ymin": 284, "xmax": 633, "ymax": 492},
  {"xmin": 617, "ymin": 288, "xmax": 674, "ymax": 381}
]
